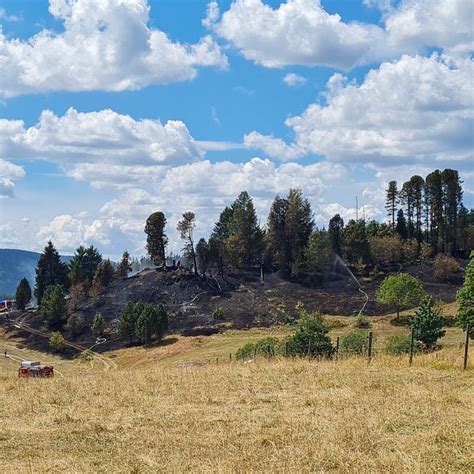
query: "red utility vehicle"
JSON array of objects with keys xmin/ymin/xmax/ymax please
[{"xmin": 18, "ymin": 361, "xmax": 54, "ymax": 379}]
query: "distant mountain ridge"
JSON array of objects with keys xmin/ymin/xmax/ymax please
[{"xmin": 0, "ymin": 249, "xmax": 72, "ymax": 297}]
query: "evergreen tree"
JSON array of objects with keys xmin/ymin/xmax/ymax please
[
  {"xmin": 117, "ymin": 302, "xmax": 141, "ymax": 344},
  {"xmin": 177, "ymin": 211, "xmax": 198, "ymax": 274},
  {"xmin": 91, "ymin": 312, "xmax": 106, "ymax": 336},
  {"xmin": 69, "ymin": 245, "xmax": 103, "ymax": 286},
  {"xmin": 425, "ymin": 170, "xmax": 444, "ymax": 251},
  {"xmin": 34, "ymin": 241, "xmax": 70, "ymax": 306},
  {"xmin": 385, "ymin": 181, "xmax": 399, "ymax": 231},
  {"xmin": 15, "ymin": 277, "xmax": 32, "ymax": 311},
  {"xmin": 92, "ymin": 259, "xmax": 114, "ymax": 294},
  {"xmin": 328, "ymin": 214, "xmax": 344, "ymax": 255},
  {"xmin": 227, "ymin": 191, "xmax": 264, "ymax": 270},
  {"xmin": 411, "ymin": 298, "xmax": 445, "ymax": 348},
  {"xmin": 145, "ymin": 211, "xmax": 168, "ymax": 266},
  {"xmin": 342, "ymin": 220, "xmax": 371, "ymax": 268},
  {"xmin": 41, "ymin": 285, "xmax": 67, "ymax": 330},
  {"xmin": 455, "ymin": 251, "xmax": 474, "ymax": 336},
  {"xmin": 266, "ymin": 195, "xmax": 289, "ymax": 272},
  {"xmin": 408, "ymin": 175, "xmax": 425, "ymax": 243},
  {"xmin": 441, "ymin": 169, "xmax": 463, "ymax": 254},
  {"xmin": 196, "ymin": 238, "xmax": 211, "ymax": 275},
  {"xmin": 209, "ymin": 206, "xmax": 234, "ymax": 275},
  {"xmin": 304, "ymin": 230, "xmax": 332, "ymax": 275},
  {"xmin": 395, "ymin": 209, "xmax": 408, "ymax": 240},
  {"xmin": 115, "ymin": 251, "xmax": 132, "ymax": 279}
]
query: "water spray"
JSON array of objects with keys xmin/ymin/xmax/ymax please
[{"xmin": 334, "ymin": 255, "xmax": 369, "ymax": 317}]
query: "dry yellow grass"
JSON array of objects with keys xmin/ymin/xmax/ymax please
[{"xmin": 1, "ymin": 351, "xmax": 473, "ymax": 473}]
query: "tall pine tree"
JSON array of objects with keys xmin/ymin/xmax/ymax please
[
  {"xmin": 145, "ymin": 211, "xmax": 168, "ymax": 266},
  {"xmin": 385, "ymin": 181, "xmax": 399, "ymax": 232}
]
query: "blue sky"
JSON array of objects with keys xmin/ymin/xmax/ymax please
[{"xmin": 0, "ymin": 0, "xmax": 472, "ymax": 257}]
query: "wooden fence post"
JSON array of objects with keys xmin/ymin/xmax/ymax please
[
  {"xmin": 409, "ymin": 327, "xmax": 415, "ymax": 366},
  {"xmin": 367, "ymin": 331, "xmax": 373, "ymax": 363},
  {"xmin": 229, "ymin": 353, "xmax": 232, "ymax": 362},
  {"xmin": 336, "ymin": 336, "xmax": 340, "ymax": 356},
  {"xmin": 463, "ymin": 323, "xmax": 470, "ymax": 371}
]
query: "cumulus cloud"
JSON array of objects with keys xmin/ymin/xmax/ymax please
[
  {"xmin": 212, "ymin": 0, "xmax": 390, "ymax": 69},
  {"xmin": 286, "ymin": 54, "xmax": 474, "ymax": 165},
  {"xmin": 244, "ymin": 131, "xmax": 305, "ymax": 161},
  {"xmin": 283, "ymin": 73, "xmax": 307, "ymax": 87},
  {"xmin": 211, "ymin": 0, "xmax": 473, "ymax": 70},
  {"xmin": 0, "ymin": 0, "xmax": 227, "ymax": 97},
  {"xmin": 0, "ymin": 159, "xmax": 25, "ymax": 198},
  {"xmin": 315, "ymin": 202, "xmax": 382, "ymax": 225},
  {"xmin": 0, "ymin": 108, "xmax": 204, "ymax": 168}
]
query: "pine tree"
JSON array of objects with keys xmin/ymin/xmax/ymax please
[
  {"xmin": 328, "ymin": 214, "xmax": 344, "ymax": 255},
  {"xmin": 92, "ymin": 259, "xmax": 114, "ymax": 294},
  {"xmin": 425, "ymin": 170, "xmax": 443, "ymax": 251},
  {"xmin": 41, "ymin": 285, "xmax": 67, "ymax": 330},
  {"xmin": 145, "ymin": 212, "xmax": 168, "ymax": 266},
  {"xmin": 196, "ymin": 238, "xmax": 211, "ymax": 276},
  {"xmin": 395, "ymin": 209, "xmax": 408, "ymax": 240},
  {"xmin": 69, "ymin": 245, "xmax": 103, "ymax": 286},
  {"xmin": 411, "ymin": 298, "xmax": 445, "ymax": 348},
  {"xmin": 209, "ymin": 206, "xmax": 234, "ymax": 276},
  {"xmin": 91, "ymin": 312, "xmax": 106, "ymax": 336},
  {"xmin": 15, "ymin": 278, "xmax": 32, "ymax": 311},
  {"xmin": 441, "ymin": 169, "xmax": 463, "ymax": 254},
  {"xmin": 385, "ymin": 181, "xmax": 399, "ymax": 231},
  {"xmin": 455, "ymin": 251, "xmax": 474, "ymax": 336},
  {"xmin": 227, "ymin": 191, "xmax": 264, "ymax": 270},
  {"xmin": 177, "ymin": 212, "xmax": 198, "ymax": 274},
  {"xmin": 266, "ymin": 195, "xmax": 289, "ymax": 272},
  {"xmin": 34, "ymin": 241, "xmax": 70, "ymax": 306},
  {"xmin": 115, "ymin": 251, "xmax": 133, "ymax": 279}
]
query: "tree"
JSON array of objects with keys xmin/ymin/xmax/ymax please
[
  {"xmin": 343, "ymin": 219, "xmax": 371, "ymax": 269},
  {"xmin": 91, "ymin": 312, "xmax": 106, "ymax": 336},
  {"xmin": 177, "ymin": 212, "xmax": 198, "ymax": 274},
  {"xmin": 411, "ymin": 298, "xmax": 445, "ymax": 349},
  {"xmin": 425, "ymin": 170, "xmax": 444, "ymax": 251},
  {"xmin": 92, "ymin": 259, "xmax": 114, "ymax": 294},
  {"xmin": 456, "ymin": 251, "xmax": 474, "ymax": 336},
  {"xmin": 115, "ymin": 251, "xmax": 132, "ymax": 279},
  {"xmin": 285, "ymin": 303, "xmax": 334, "ymax": 357},
  {"xmin": 395, "ymin": 209, "xmax": 408, "ymax": 240},
  {"xmin": 305, "ymin": 229, "xmax": 332, "ymax": 275},
  {"xmin": 209, "ymin": 206, "xmax": 234, "ymax": 275},
  {"xmin": 49, "ymin": 331, "xmax": 65, "ymax": 352},
  {"xmin": 145, "ymin": 211, "xmax": 168, "ymax": 266},
  {"xmin": 227, "ymin": 191, "xmax": 264, "ymax": 270},
  {"xmin": 370, "ymin": 235, "xmax": 403, "ymax": 268},
  {"xmin": 41, "ymin": 285, "xmax": 67, "ymax": 330},
  {"xmin": 376, "ymin": 273, "xmax": 425, "ymax": 319},
  {"xmin": 117, "ymin": 303, "xmax": 141, "ymax": 344},
  {"xmin": 69, "ymin": 245, "xmax": 103, "ymax": 287},
  {"xmin": 34, "ymin": 241, "xmax": 70, "ymax": 306},
  {"xmin": 328, "ymin": 214, "xmax": 344, "ymax": 255},
  {"xmin": 266, "ymin": 195, "xmax": 289, "ymax": 272},
  {"xmin": 15, "ymin": 278, "xmax": 32, "ymax": 311},
  {"xmin": 66, "ymin": 313, "xmax": 85, "ymax": 337},
  {"xmin": 135, "ymin": 304, "xmax": 168, "ymax": 345},
  {"xmin": 441, "ymin": 169, "xmax": 463, "ymax": 254},
  {"xmin": 196, "ymin": 238, "xmax": 211, "ymax": 276},
  {"xmin": 385, "ymin": 180, "xmax": 399, "ymax": 231}
]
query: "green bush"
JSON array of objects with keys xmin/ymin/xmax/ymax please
[
  {"xmin": 236, "ymin": 342, "xmax": 255, "ymax": 360},
  {"xmin": 339, "ymin": 330, "xmax": 369, "ymax": 355},
  {"xmin": 66, "ymin": 313, "xmax": 85, "ymax": 337},
  {"xmin": 236, "ymin": 337, "xmax": 281, "ymax": 360},
  {"xmin": 384, "ymin": 333, "xmax": 418, "ymax": 355},
  {"xmin": 212, "ymin": 307, "xmax": 224, "ymax": 320},
  {"xmin": 354, "ymin": 315, "xmax": 371, "ymax": 329},
  {"xmin": 411, "ymin": 298, "xmax": 445, "ymax": 349},
  {"xmin": 49, "ymin": 331, "xmax": 65, "ymax": 352}
]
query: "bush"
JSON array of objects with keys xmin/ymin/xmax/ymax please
[
  {"xmin": 339, "ymin": 330, "xmax": 369, "ymax": 355},
  {"xmin": 91, "ymin": 312, "xmax": 106, "ymax": 336},
  {"xmin": 236, "ymin": 342, "xmax": 256, "ymax": 360},
  {"xmin": 212, "ymin": 307, "xmax": 224, "ymax": 320},
  {"xmin": 433, "ymin": 254, "xmax": 461, "ymax": 282},
  {"xmin": 66, "ymin": 313, "xmax": 85, "ymax": 337},
  {"xmin": 49, "ymin": 331, "xmax": 65, "ymax": 351},
  {"xmin": 354, "ymin": 315, "xmax": 371, "ymax": 329},
  {"xmin": 411, "ymin": 298, "xmax": 445, "ymax": 349},
  {"xmin": 455, "ymin": 251, "xmax": 474, "ymax": 336},
  {"xmin": 80, "ymin": 349, "xmax": 94, "ymax": 361},
  {"xmin": 236, "ymin": 337, "xmax": 281, "ymax": 360},
  {"xmin": 384, "ymin": 333, "xmax": 418, "ymax": 355}
]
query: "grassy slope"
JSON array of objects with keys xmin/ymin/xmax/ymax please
[{"xmin": 1, "ymin": 306, "xmax": 472, "ymax": 472}]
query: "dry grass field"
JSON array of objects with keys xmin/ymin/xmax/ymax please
[{"xmin": 1, "ymin": 306, "xmax": 473, "ymax": 473}]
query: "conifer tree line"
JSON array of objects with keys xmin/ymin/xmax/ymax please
[{"xmin": 144, "ymin": 169, "xmax": 473, "ymax": 278}]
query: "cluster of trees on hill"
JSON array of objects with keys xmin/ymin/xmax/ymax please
[{"xmin": 144, "ymin": 168, "xmax": 473, "ymax": 279}]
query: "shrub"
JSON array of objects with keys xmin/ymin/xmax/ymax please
[
  {"xmin": 49, "ymin": 331, "xmax": 65, "ymax": 351},
  {"xmin": 66, "ymin": 313, "xmax": 85, "ymax": 337},
  {"xmin": 433, "ymin": 254, "xmax": 461, "ymax": 282},
  {"xmin": 80, "ymin": 349, "xmax": 94, "ymax": 361},
  {"xmin": 339, "ymin": 330, "xmax": 369, "ymax": 355},
  {"xmin": 212, "ymin": 307, "xmax": 224, "ymax": 320},
  {"xmin": 354, "ymin": 315, "xmax": 371, "ymax": 329},
  {"xmin": 236, "ymin": 337, "xmax": 281, "ymax": 360},
  {"xmin": 411, "ymin": 298, "xmax": 445, "ymax": 349},
  {"xmin": 370, "ymin": 235, "xmax": 403, "ymax": 267},
  {"xmin": 384, "ymin": 333, "xmax": 418, "ymax": 355}
]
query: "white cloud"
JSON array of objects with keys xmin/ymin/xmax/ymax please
[
  {"xmin": 0, "ymin": 159, "xmax": 25, "ymax": 198},
  {"xmin": 385, "ymin": 0, "xmax": 474, "ymax": 55},
  {"xmin": 283, "ymin": 73, "xmax": 307, "ymax": 87},
  {"xmin": 202, "ymin": 1, "xmax": 220, "ymax": 29},
  {"xmin": 213, "ymin": 0, "xmax": 389, "ymax": 69},
  {"xmin": 315, "ymin": 202, "xmax": 382, "ymax": 225},
  {"xmin": 0, "ymin": 0, "xmax": 227, "ymax": 98},
  {"xmin": 244, "ymin": 131, "xmax": 305, "ymax": 161},
  {"xmin": 1, "ymin": 108, "xmax": 204, "ymax": 168},
  {"xmin": 286, "ymin": 54, "xmax": 474, "ymax": 165}
]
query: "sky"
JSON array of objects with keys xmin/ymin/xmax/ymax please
[{"xmin": 0, "ymin": 0, "xmax": 473, "ymax": 258}]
